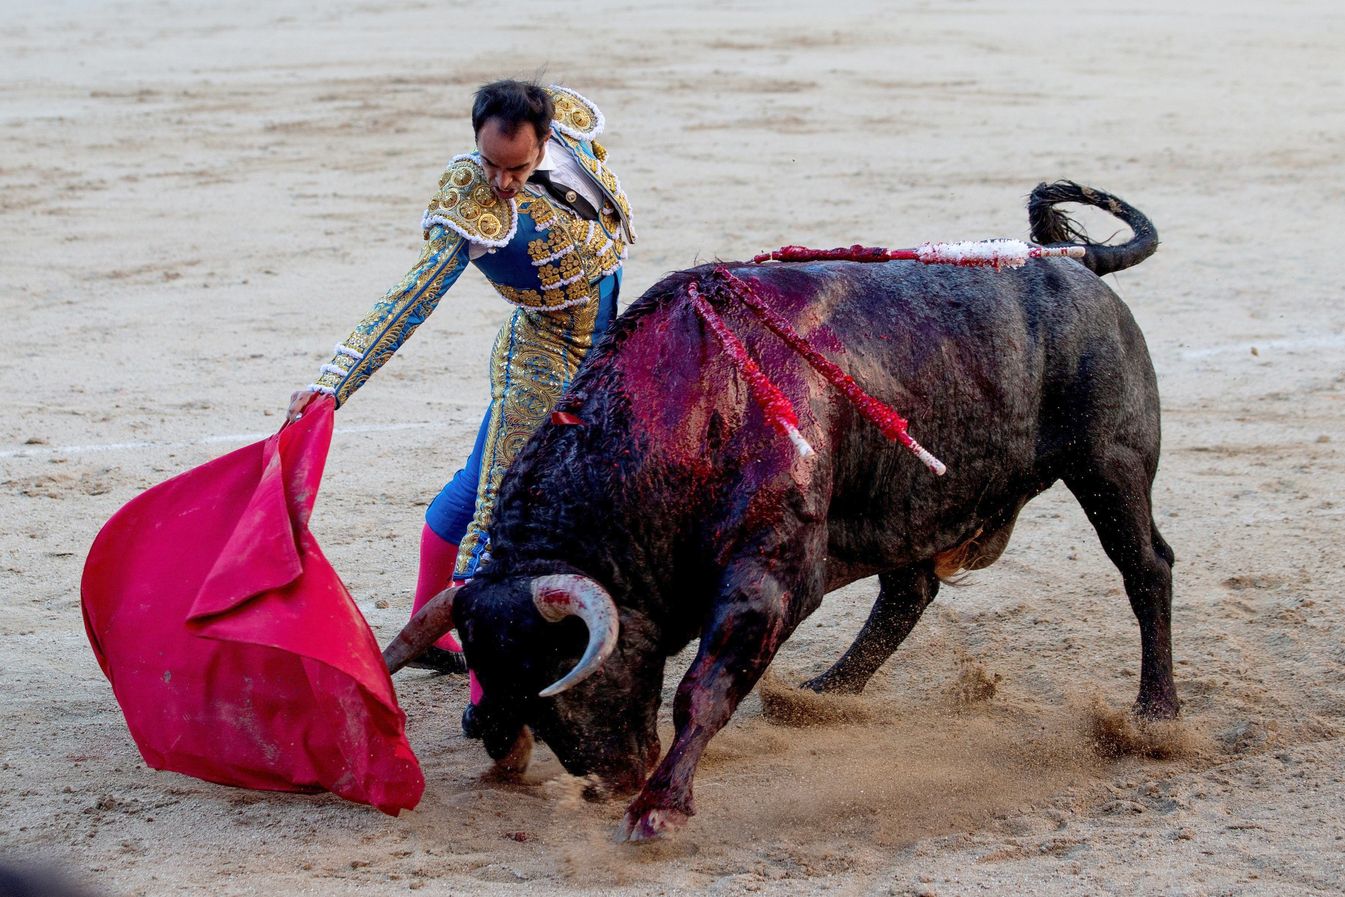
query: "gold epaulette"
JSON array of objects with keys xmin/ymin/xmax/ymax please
[
  {"xmin": 546, "ymin": 85, "xmax": 604, "ymax": 142},
  {"xmin": 422, "ymin": 154, "xmax": 517, "ymax": 247}
]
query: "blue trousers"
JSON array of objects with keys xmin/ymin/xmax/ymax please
[{"xmin": 425, "ymin": 272, "xmax": 620, "ymax": 543}]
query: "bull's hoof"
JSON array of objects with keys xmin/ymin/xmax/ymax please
[
  {"xmin": 405, "ymin": 645, "xmax": 468, "ymax": 675},
  {"xmin": 617, "ymin": 807, "xmax": 689, "ymax": 843},
  {"xmin": 461, "ymin": 703, "xmax": 483, "ymax": 739},
  {"xmin": 1135, "ymin": 692, "xmax": 1181, "ymax": 721},
  {"xmin": 799, "ymin": 671, "xmax": 864, "ymax": 695}
]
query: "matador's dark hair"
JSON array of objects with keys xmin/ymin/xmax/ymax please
[{"xmin": 471, "ymin": 79, "xmax": 553, "ymax": 142}]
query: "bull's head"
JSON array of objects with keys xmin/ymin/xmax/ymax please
[{"xmin": 383, "ymin": 574, "xmax": 663, "ymax": 793}]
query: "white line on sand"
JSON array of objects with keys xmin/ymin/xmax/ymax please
[
  {"xmin": 1180, "ymin": 333, "xmax": 1345, "ymax": 360},
  {"xmin": 0, "ymin": 421, "xmax": 439, "ymax": 460}
]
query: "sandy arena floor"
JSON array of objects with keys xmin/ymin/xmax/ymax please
[{"xmin": 2, "ymin": 1, "xmax": 1343, "ymax": 894}]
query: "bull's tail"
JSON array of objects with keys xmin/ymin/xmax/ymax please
[{"xmin": 1028, "ymin": 181, "xmax": 1158, "ymax": 277}]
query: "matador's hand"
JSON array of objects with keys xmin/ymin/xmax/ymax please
[{"xmin": 286, "ymin": 389, "xmax": 319, "ymax": 423}]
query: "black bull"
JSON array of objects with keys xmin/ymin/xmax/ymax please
[{"xmin": 384, "ymin": 182, "xmax": 1174, "ymax": 840}]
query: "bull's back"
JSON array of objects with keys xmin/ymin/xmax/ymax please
[
  {"xmin": 507, "ymin": 258, "xmax": 1157, "ymax": 594},
  {"xmin": 739, "ymin": 259, "xmax": 1158, "ymax": 573}
]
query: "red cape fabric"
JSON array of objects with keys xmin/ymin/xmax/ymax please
[{"xmin": 81, "ymin": 399, "xmax": 424, "ymax": 815}]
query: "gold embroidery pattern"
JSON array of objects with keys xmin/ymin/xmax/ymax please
[
  {"xmin": 527, "ymin": 225, "xmax": 573, "ymax": 264},
  {"xmin": 537, "ymin": 250, "xmax": 585, "ymax": 288},
  {"xmin": 509, "ymin": 194, "xmax": 625, "ymax": 306},
  {"xmin": 577, "ymin": 217, "xmax": 625, "ymax": 277},
  {"xmin": 424, "ymin": 157, "xmax": 516, "ymax": 246},
  {"xmin": 523, "ymin": 196, "xmax": 559, "ymax": 232},
  {"xmin": 455, "ymin": 292, "xmax": 604, "ymax": 577},
  {"xmin": 317, "ymin": 228, "xmax": 468, "ymax": 406},
  {"xmin": 546, "ymin": 86, "xmax": 602, "ymax": 140},
  {"xmin": 560, "ymin": 134, "xmax": 636, "ymax": 241},
  {"xmin": 491, "ymin": 278, "xmax": 594, "ymax": 310},
  {"xmin": 490, "ymin": 284, "xmax": 545, "ymax": 307}
]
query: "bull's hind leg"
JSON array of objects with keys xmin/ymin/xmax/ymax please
[
  {"xmin": 1065, "ymin": 458, "xmax": 1178, "ymax": 719},
  {"xmin": 802, "ymin": 562, "xmax": 939, "ymax": 694}
]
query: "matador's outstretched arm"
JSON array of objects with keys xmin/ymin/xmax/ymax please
[{"xmin": 305, "ymin": 224, "xmax": 469, "ymax": 409}]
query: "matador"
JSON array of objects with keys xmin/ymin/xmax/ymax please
[{"xmin": 287, "ymin": 81, "xmax": 635, "ymax": 713}]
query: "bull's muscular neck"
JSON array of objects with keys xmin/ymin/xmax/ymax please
[
  {"xmin": 485, "ymin": 419, "xmax": 705, "ymax": 654},
  {"xmin": 484, "ymin": 265, "xmax": 845, "ymax": 642},
  {"xmin": 484, "ymin": 353, "xmax": 691, "ymax": 632}
]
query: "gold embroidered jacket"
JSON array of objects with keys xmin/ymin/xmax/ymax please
[{"xmin": 310, "ymin": 86, "xmax": 635, "ymax": 577}]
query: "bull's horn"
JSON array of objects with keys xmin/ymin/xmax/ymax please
[
  {"xmin": 382, "ymin": 585, "xmax": 461, "ymax": 674},
  {"xmin": 532, "ymin": 574, "xmax": 619, "ymax": 698}
]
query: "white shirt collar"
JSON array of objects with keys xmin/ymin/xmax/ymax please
[{"xmin": 535, "ymin": 138, "xmax": 561, "ymax": 173}]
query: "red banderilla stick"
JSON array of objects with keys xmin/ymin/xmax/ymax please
[
  {"xmin": 685, "ymin": 280, "xmax": 815, "ymax": 458},
  {"xmin": 752, "ymin": 240, "xmax": 1085, "ymax": 271},
  {"xmin": 714, "ymin": 268, "xmax": 946, "ymax": 476}
]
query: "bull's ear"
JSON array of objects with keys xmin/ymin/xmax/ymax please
[{"xmin": 531, "ymin": 574, "xmax": 619, "ymax": 697}]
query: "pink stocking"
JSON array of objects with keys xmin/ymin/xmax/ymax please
[
  {"xmin": 411, "ymin": 524, "xmax": 463, "ymax": 653},
  {"xmin": 468, "ymin": 671, "xmax": 483, "ymax": 705}
]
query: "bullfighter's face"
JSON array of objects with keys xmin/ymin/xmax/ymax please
[
  {"xmin": 455, "ymin": 576, "xmax": 663, "ymax": 794},
  {"xmin": 475, "ymin": 117, "xmax": 546, "ymax": 202}
]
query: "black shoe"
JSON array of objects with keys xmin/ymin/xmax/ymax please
[
  {"xmin": 404, "ymin": 645, "xmax": 467, "ymax": 675},
  {"xmin": 461, "ymin": 703, "xmax": 483, "ymax": 739}
]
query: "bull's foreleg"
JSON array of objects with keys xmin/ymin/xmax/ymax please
[
  {"xmin": 1066, "ymin": 458, "xmax": 1178, "ymax": 719},
  {"xmin": 802, "ymin": 562, "xmax": 939, "ymax": 694},
  {"xmin": 618, "ymin": 557, "xmax": 815, "ymax": 842}
]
